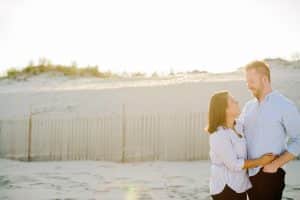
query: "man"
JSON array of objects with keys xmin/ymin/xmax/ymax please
[{"xmin": 240, "ymin": 60, "xmax": 300, "ymax": 200}]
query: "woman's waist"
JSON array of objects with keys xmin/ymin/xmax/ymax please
[
  {"xmin": 210, "ymin": 163, "xmax": 247, "ymax": 174},
  {"xmin": 210, "ymin": 167, "xmax": 249, "ymax": 184}
]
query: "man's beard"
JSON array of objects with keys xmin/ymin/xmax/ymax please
[{"xmin": 251, "ymin": 89, "xmax": 261, "ymax": 99}]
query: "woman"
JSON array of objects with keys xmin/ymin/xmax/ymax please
[{"xmin": 207, "ymin": 91, "xmax": 275, "ymax": 200}]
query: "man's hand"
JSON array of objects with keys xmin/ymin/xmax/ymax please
[
  {"xmin": 263, "ymin": 151, "xmax": 296, "ymax": 173},
  {"xmin": 263, "ymin": 162, "xmax": 279, "ymax": 173}
]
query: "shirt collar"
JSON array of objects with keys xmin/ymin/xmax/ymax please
[
  {"xmin": 255, "ymin": 90, "xmax": 278, "ymax": 103},
  {"xmin": 217, "ymin": 126, "xmax": 224, "ymax": 131},
  {"xmin": 265, "ymin": 90, "xmax": 277, "ymax": 101},
  {"xmin": 217, "ymin": 125, "xmax": 228, "ymax": 131}
]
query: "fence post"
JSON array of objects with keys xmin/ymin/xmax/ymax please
[
  {"xmin": 121, "ymin": 104, "xmax": 126, "ymax": 162},
  {"xmin": 0, "ymin": 120, "xmax": 2, "ymax": 157},
  {"xmin": 27, "ymin": 113, "xmax": 32, "ymax": 161}
]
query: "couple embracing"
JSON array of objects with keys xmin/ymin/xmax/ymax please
[{"xmin": 207, "ymin": 61, "xmax": 300, "ymax": 200}]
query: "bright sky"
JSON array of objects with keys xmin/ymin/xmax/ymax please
[{"xmin": 1, "ymin": 0, "xmax": 300, "ymax": 74}]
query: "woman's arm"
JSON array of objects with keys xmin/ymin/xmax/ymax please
[
  {"xmin": 210, "ymin": 131, "xmax": 275, "ymax": 171},
  {"xmin": 242, "ymin": 153, "xmax": 275, "ymax": 169}
]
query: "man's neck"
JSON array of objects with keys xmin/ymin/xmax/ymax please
[{"xmin": 258, "ymin": 88, "xmax": 273, "ymax": 102}]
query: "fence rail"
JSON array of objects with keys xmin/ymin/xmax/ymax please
[{"xmin": 0, "ymin": 111, "xmax": 209, "ymax": 162}]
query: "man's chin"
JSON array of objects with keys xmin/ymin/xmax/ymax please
[
  {"xmin": 253, "ymin": 93, "xmax": 259, "ymax": 99},
  {"xmin": 250, "ymin": 91, "xmax": 259, "ymax": 98}
]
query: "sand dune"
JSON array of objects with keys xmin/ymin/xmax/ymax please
[{"xmin": 0, "ymin": 68, "xmax": 299, "ymax": 119}]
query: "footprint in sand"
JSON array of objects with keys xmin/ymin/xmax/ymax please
[
  {"xmin": 138, "ymin": 192, "xmax": 153, "ymax": 200},
  {"xmin": 97, "ymin": 164, "xmax": 114, "ymax": 168},
  {"xmin": 292, "ymin": 186, "xmax": 300, "ymax": 190},
  {"xmin": 116, "ymin": 177, "xmax": 130, "ymax": 180},
  {"xmin": 0, "ymin": 176, "xmax": 11, "ymax": 187}
]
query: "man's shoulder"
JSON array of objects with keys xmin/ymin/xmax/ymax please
[{"xmin": 271, "ymin": 91, "xmax": 296, "ymax": 108}]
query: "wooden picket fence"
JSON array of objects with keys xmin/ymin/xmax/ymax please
[{"xmin": 0, "ymin": 110, "xmax": 209, "ymax": 162}]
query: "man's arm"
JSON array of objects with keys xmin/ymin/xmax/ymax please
[
  {"xmin": 263, "ymin": 151, "xmax": 295, "ymax": 173},
  {"xmin": 263, "ymin": 102, "xmax": 300, "ymax": 173}
]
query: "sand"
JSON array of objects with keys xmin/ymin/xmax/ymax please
[{"xmin": 0, "ymin": 159, "xmax": 299, "ymax": 200}]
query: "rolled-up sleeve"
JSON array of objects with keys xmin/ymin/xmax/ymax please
[
  {"xmin": 282, "ymin": 103, "xmax": 300, "ymax": 157},
  {"xmin": 210, "ymin": 131, "xmax": 244, "ymax": 171}
]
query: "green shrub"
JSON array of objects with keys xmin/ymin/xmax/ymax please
[{"xmin": 7, "ymin": 68, "xmax": 20, "ymax": 79}]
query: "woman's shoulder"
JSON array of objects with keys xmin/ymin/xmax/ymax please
[
  {"xmin": 209, "ymin": 127, "xmax": 233, "ymax": 149},
  {"xmin": 210, "ymin": 127, "xmax": 230, "ymax": 140},
  {"xmin": 210, "ymin": 126, "xmax": 245, "ymax": 143}
]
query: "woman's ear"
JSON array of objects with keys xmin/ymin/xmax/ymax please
[{"xmin": 262, "ymin": 76, "xmax": 269, "ymax": 85}]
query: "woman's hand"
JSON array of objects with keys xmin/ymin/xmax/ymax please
[
  {"xmin": 259, "ymin": 153, "xmax": 276, "ymax": 166},
  {"xmin": 243, "ymin": 153, "xmax": 276, "ymax": 169}
]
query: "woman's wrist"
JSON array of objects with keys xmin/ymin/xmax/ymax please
[{"xmin": 253, "ymin": 158, "xmax": 262, "ymax": 167}]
